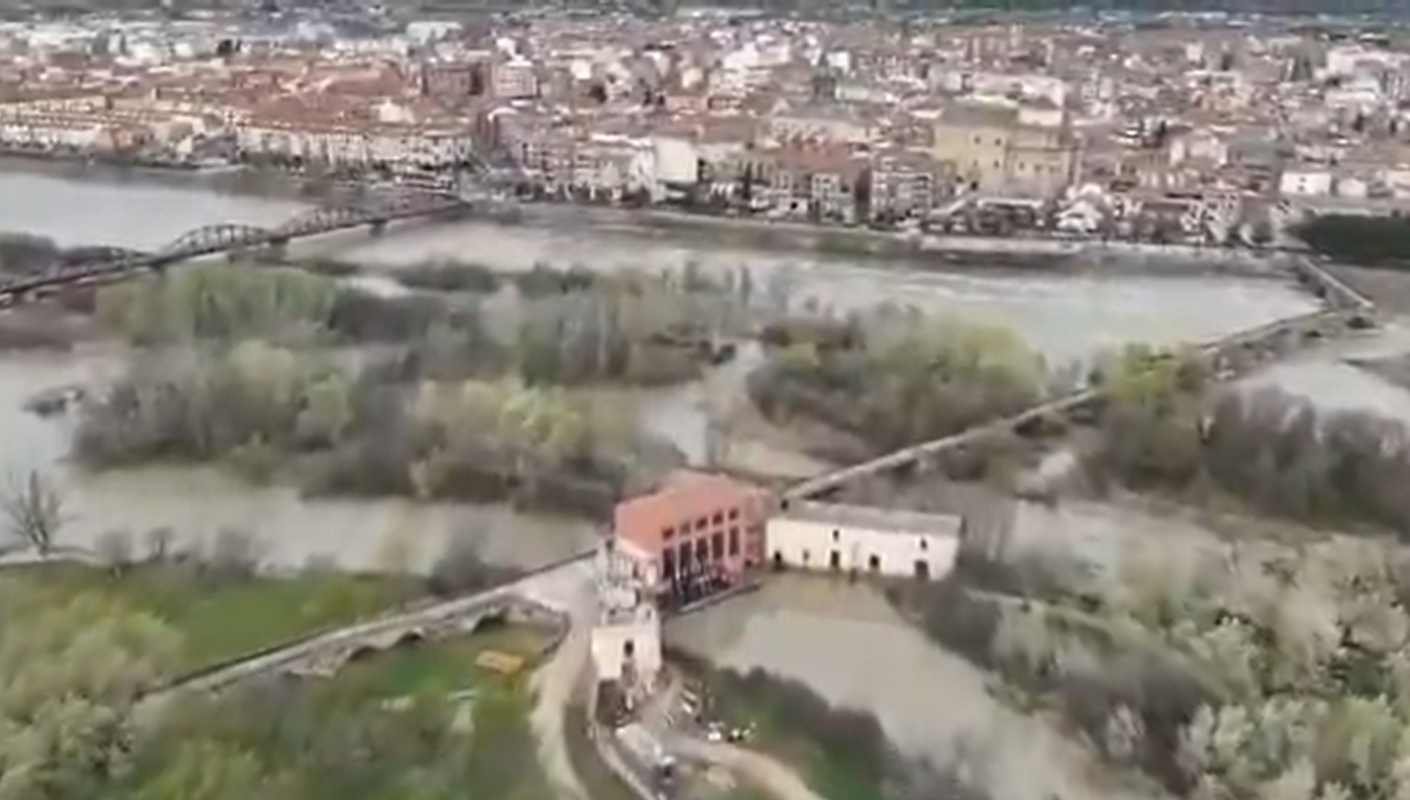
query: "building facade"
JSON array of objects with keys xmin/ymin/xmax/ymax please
[
  {"xmin": 932, "ymin": 103, "xmax": 1078, "ymax": 197},
  {"xmin": 766, "ymin": 501, "xmax": 963, "ymax": 580},
  {"xmin": 612, "ymin": 471, "xmax": 772, "ymax": 601}
]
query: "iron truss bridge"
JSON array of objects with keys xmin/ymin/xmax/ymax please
[{"xmin": 0, "ymin": 192, "xmax": 468, "ymax": 306}]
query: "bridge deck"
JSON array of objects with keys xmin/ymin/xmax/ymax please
[{"xmin": 0, "ymin": 194, "xmax": 467, "ymax": 303}]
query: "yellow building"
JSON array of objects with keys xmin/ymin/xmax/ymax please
[{"xmin": 932, "ymin": 103, "xmax": 1079, "ymax": 197}]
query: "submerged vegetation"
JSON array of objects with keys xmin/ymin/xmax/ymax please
[
  {"xmin": 1084, "ymin": 344, "xmax": 1410, "ymax": 537},
  {"xmin": 74, "ymin": 262, "xmax": 771, "ymax": 506},
  {"xmin": 748, "ymin": 316, "xmax": 1046, "ymax": 453},
  {"xmin": 909, "ymin": 525, "xmax": 1410, "ymax": 800},
  {"xmin": 74, "ymin": 341, "xmax": 679, "ymax": 512}
]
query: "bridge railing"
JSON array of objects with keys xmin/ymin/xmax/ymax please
[{"xmin": 0, "ymin": 192, "xmax": 469, "ymax": 300}]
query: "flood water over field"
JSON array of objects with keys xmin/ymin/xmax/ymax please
[
  {"xmin": 1234, "ymin": 319, "xmax": 1410, "ymax": 426},
  {"xmin": 0, "ymin": 161, "xmax": 1330, "ymax": 572}
]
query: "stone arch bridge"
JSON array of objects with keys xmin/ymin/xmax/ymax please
[{"xmin": 145, "ymin": 553, "xmax": 590, "ymax": 700}]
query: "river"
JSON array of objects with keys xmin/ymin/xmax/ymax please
[
  {"xmin": 0, "ymin": 161, "xmax": 1329, "ymax": 574},
  {"xmin": 665, "ymin": 573, "xmax": 1165, "ymax": 800}
]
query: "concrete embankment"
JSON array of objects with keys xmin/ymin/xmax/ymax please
[{"xmin": 515, "ymin": 202, "xmax": 1285, "ymax": 272}]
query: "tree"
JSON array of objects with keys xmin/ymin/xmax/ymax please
[
  {"xmin": 0, "ymin": 592, "xmax": 181, "ymax": 798},
  {"xmin": 145, "ymin": 527, "xmax": 174, "ymax": 562},
  {"xmin": 1, "ymin": 470, "xmax": 65, "ymax": 556}
]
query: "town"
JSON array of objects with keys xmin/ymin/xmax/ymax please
[
  {"xmin": 0, "ymin": 8, "xmax": 1408, "ymax": 244},
  {"xmin": 3, "ymin": 4, "xmax": 1410, "ymax": 800}
]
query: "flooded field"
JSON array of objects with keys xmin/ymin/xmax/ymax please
[
  {"xmin": 1234, "ymin": 318, "xmax": 1410, "ymax": 426},
  {"xmin": 665, "ymin": 573, "xmax": 1165, "ymax": 800}
]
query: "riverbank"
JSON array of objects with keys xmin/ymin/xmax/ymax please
[{"xmin": 504, "ymin": 201, "xmax": 1290, "ymax": 278}]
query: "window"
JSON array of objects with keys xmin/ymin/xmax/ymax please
[
  {"xmin": 729, "ymin": 508, "xmax": 740, "ymax": 521},
  {"xmin": 662, "ymin": 526, "xmax": 675, "ymax": 541},
  {"xmin": 832, "ymin": 529, "xmax": 840, "ymax": 542},
  {"xmin": 728, "ymin": 527, "xmax": 739, "ymax": 556},
  {"xmin": 802, "ymin": 549, "xmax": 811, "ymax": 564},
  {"xmin": 712, "ymin": 511, "xmax": 724, "ymax": 525},
  {"xmin": 695, "ymin": 517, "xmax": 708, "ymax": 531},
  {"xmin": 973, "ymin": 135, "xmax": 981, "ymax": 144},
  {"xmin": 712, "ymin": 532, "xmax": 724, "ymax": 560},
  {"xmin": 663, "ymin": 548, "xmax": 676, "ymax": 578},
  {"xmin": 869, "ymin": 555, "xmax": 881, "ymax": 572},
  {"xmin": 830, "ymin": 550, "xmax": 841, "ymax": 570},
  {"xmin": 696, "ymin": 538, "xmax": 709, "ymax": 562},
  {"xmin": 920, "ymin": 539, "xmax": 928, "ymax": 551}
]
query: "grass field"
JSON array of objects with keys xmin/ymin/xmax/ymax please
[
  {"xmin": 327, "ymin": 621, "xmax": 549, "ymax": 701},
  {"xmin": 0, "ymin": 561, "xmax": 419, "ymax": 672},
  {"xmin": 128, "ymin": 623, "xmax": 560, "ymax": 800}
]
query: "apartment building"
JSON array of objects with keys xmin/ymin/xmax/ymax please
[
  {"xmin": 492, "ymin": 58, "xmax": 538, "ymax": 100},
  {"xmin": 868, "ymin": 150, "xmax": 954, "ymax": 222},
  {"xmin": 932, "ymin": 103, "xmax": 1079, "ymax": 197}
]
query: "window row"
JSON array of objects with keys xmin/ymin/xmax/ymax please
[
  {"xmin": 661, "ymin": 527, "xmax": 742, "ymax": 576},
  {"xmin": 661, "ymin": 507, "xmax": 741, "ymax": 540}
]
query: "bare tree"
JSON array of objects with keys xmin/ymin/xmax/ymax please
[
  {"xmin": 0, "ymin": 470, "xmax": 65, "ymax": 556},
  {"xmin": 145, "ymin": 526, "xmax": 173, "ymax": 562}
]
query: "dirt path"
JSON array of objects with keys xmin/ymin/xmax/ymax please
[
  {"xmin": 524, "ymin": 559, "xmax": 599, "ymax": 800},
  {"xmin": 662, "ymin": 734, "xmax": 827, "ymax": 800}
]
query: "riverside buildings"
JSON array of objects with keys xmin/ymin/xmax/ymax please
[{"xmin": 1, "ymin": 11, "xmax": 1409, "ymax": 236}]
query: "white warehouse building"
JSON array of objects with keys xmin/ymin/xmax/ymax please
[{"xmin": 766, "ymin": 502, "xmax": 964, "ymax": 580}]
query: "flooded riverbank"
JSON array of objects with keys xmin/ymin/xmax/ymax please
[
  {"xmin": 665, "ymin": 573, "xmax": 1165, "ymax": 800},
  {"xmin": 299, "ymin": 215, "xmax": 1316, "ymax": 365},
  {"xmin": 0, "ymin": 160, "xmax": 1333, "ymax": 575},
  {"xmin": 1233, "ymin": 318, "xmax": 1410, "ymax": 426},
  {"xmin": 0, "ymin": 343, "xmax": 600, "ymax": 573}
]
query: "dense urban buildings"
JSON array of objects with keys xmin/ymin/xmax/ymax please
[{"xmin": 0, "ymin": 11, "xmax": 1407, "ymax": 241}]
